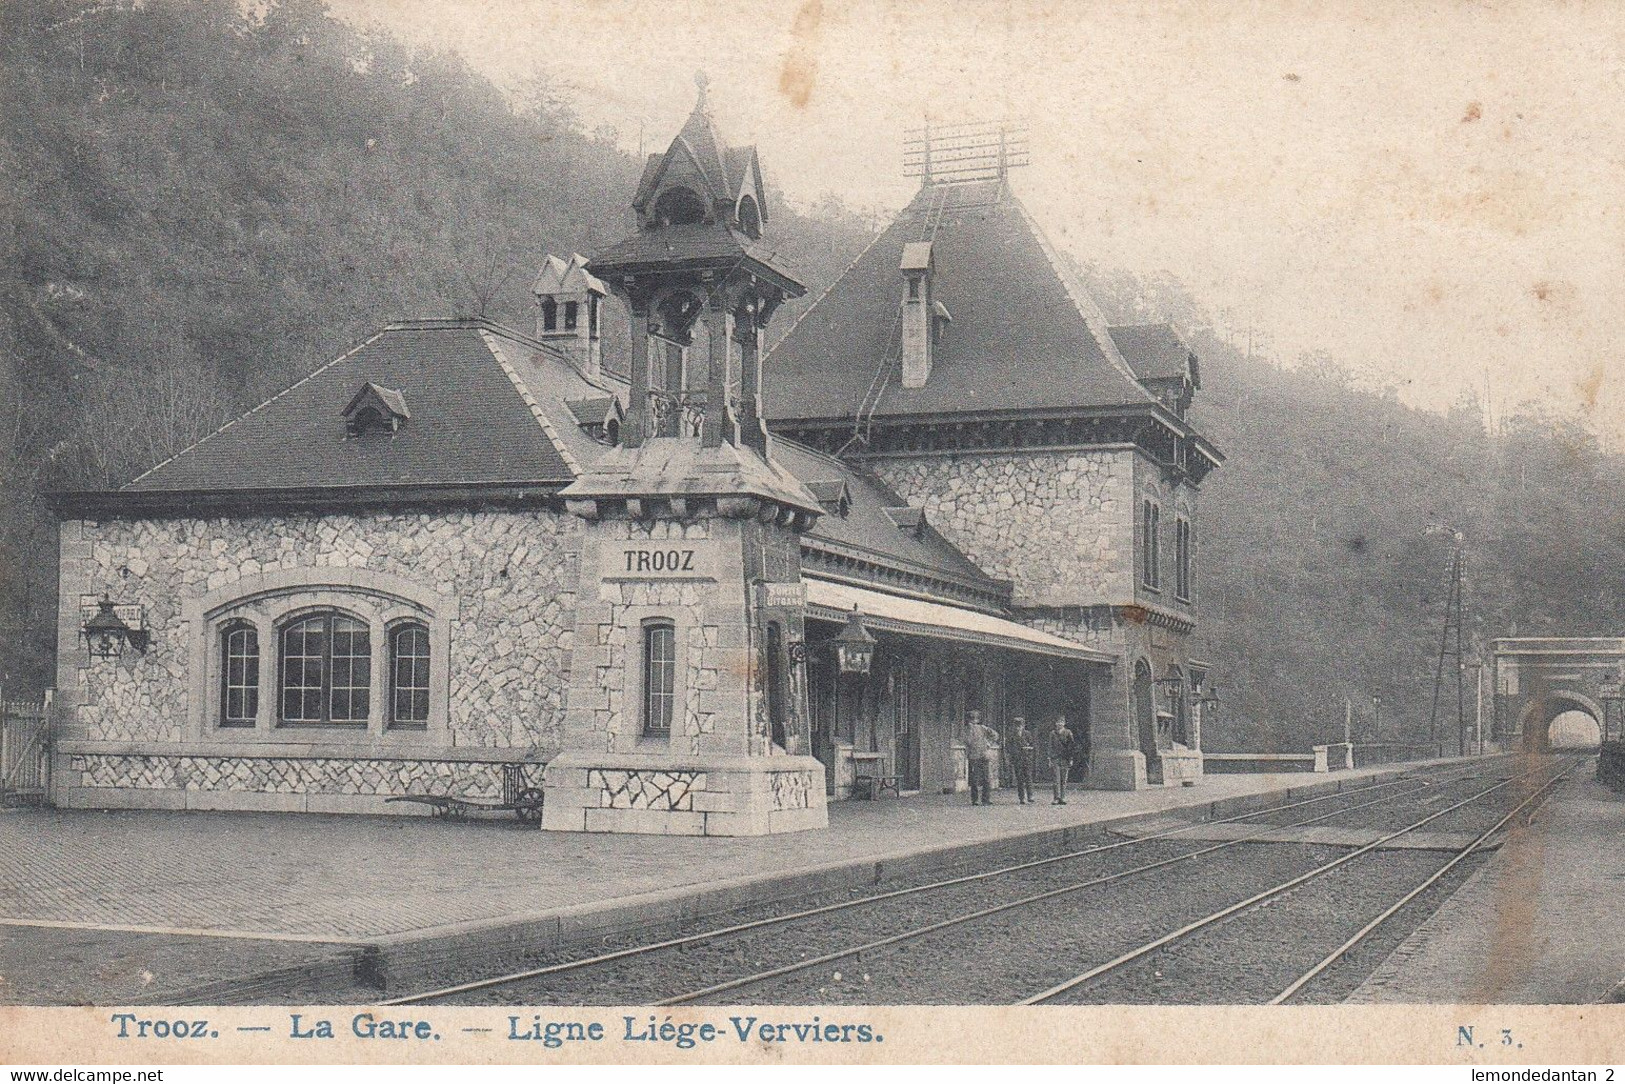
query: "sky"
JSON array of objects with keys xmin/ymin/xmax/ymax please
[{"xmin": 326, "ymin": 0, "xmax": 1625, "ymax": 444}]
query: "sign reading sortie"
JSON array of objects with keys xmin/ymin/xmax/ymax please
[{"xmin": 601, "ymin": 541, "xmax": 717, "ymax": 581}]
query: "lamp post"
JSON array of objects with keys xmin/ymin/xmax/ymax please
[
  {"xmin": 1371, "ymin": 695, "xmax": 1382, "ymax": 743},
  {"xmin": 1467, "ymin": 662, "xmax": 1485, "ymax": 754}
]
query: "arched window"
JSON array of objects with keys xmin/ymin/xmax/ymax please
[
  {"xmin": 390, "ymin": 622, "xmax": 431, "ymax": 729},
  {"xmin": 653, "ymin": 186, "xmax": 707, "ymax": 226},
  {"xmin": 220, "ymin": 621, "xmax": 259, "ymax": 727},
  {"xmin": 541, "ymin": 298, "xmax": 558, "ymax": 332},
  {"xmin": 280, "ymin": 612, "xmax": 370, "ymax": 724},
  {"xmin": 736, "ymin": 194, "xmax": 762, "ymax": 239},
  {"xmin": 642, "ymin": 619, "xmax": 676, "ymax": 734}
]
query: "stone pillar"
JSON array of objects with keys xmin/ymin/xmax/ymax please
[
  {"xmin": 702, "ymin": 294, "xmax": 734, "ymax": 449},
  {"xmin": 623, "ymin": 302, "xmax": 651, "ymax": 449},
  {"xmin": 544, "ymin": 480, "xmax": 827, "ymax": 836},
  {"xmin": 736, "ymin": 308, "xmax": 770, "ymax": 458},
  {"xmin": 1087, "ymin": 658, "xmax": 1146, "ymax": 790}
]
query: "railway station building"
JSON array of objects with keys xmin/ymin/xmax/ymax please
[{"xmin": 48, "ymin": 82, "xmax": 1222, "ymax": 834}]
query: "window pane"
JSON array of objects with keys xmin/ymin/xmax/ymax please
[
  {"xmin": 222, "ymin": 622, "xmax": 260, "ymax": 726},
  {"xmin": 281, "ymin": 617, "xmax": 327, "ymax": 722},
  {"xmin": 644, "ymin": 623, "xmax": 675, "ymax": 733},
  {"xmin": 390, "ymin": 624, "xmax": 431, "ymax": 726},
  {"xmin": 329, "ymin": 616, "xmax": 370, "ymax": 722}
]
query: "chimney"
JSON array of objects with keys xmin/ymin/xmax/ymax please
[
  {"xmin": 899, "ymin": 241, "xmax": 935, "ymax": 388},
  {"xmin": 532, "ymin": 253, "xmax": 607, "ymax": 381}
]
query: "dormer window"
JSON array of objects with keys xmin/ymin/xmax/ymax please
[
  {"xmin": 565, "ymin": 396, "xmax": 625, "ymax": 447},
  {"xmin": 806, "ymin": 479, "xmax": 851, "ymax": 518},
  {"xmin": 653, "ymin": 185, "xmax": 707, "ymax": 226},
  {"xmin": 541, "ymin": 298, "xmax": 558, "ymax": 332},
  {"xmin": 564, "ymin": 301, "xmax": 578, "ymax": 331},
  {"xmin": 883, "ymin": 505, "xmax": 928, "ymax": 539},
  {"xmin": 341, "ymin": 382, "xmax": 409, "ymax": 437}
]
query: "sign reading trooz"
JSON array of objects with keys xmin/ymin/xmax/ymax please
[{"xmin": 602, "ymin": 542, "xmax": 716, "ymax": 581}]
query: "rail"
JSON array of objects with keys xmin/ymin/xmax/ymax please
[
  {"xmin": 1021, "ymin": 756, "xmax": 1577, "ymax": 1004},
  {"xmin": 382, "ymin": 758, "xmax": 1512, "ymax": 1006}
]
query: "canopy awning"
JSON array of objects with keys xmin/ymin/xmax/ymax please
[{"xmin": 803, "ymin": 578, "xmax": 1116, "ymax": 664}]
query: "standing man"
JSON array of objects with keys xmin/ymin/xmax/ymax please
[
  {"xmin": 963, "ymin": 710, "xmax": 998, "ymax": 806},
  {"xmin": 1049, "ymin": 715, "xmax": 1076, "ymax": 805},
  {"xmin": 1008, "ymin": 718, "xmax": 1036, "ymax": 804}
]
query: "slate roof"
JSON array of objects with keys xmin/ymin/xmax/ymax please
[
  {"xmin": 771, "ymin": 439, "xmax": 997, "ymax": 592},
  {"xmin": 121, "ymin": 320, "xmax": 610, "ymax": 494},
  {"xmin": 587, "ymin": 221, "xmax": 803, "ymax": 293},
  {"xmin": 764, "ymin": 181, "xmax": 1160, "ymax": 424},
  {"xmin": 531, "ymin": 252, "xmax": 606, "ymax": 298},
  {"xmin": 98, "ymin": 314, "xmax": 1002, "ymax": 604},
  {"xmin": 630, "ymin": 95, "xmax": 765, "ymax": 218},
  {"xmin": 1109, "ymin": 323, "xmax": 1200, "ymax": 386}
]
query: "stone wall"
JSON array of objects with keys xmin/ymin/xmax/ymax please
[
  {"xmin": 562, "ymin": 516, "xmax": 734, "ymax": 757},
  {"xmin": 56, "ymin": 507, "xmax": 580, "ymax": 807},
  {"xmin": 544, "ymin": 754, "xmax": 823, "ymax": 835},
  {"xmin": 868, "ymin": 450, "xmax": 1135, "ymax": 608},
  {"xmin": 75, "ymin": 754, "xmax": 505, "ymax": 798}
]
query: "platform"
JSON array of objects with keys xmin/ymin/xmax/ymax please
[
  {"xmin": 0, "ymin": 757, "xmax": 1477, "ymax": 1004},
  {"xmin": 1348, "ymin": 770, "xmax": 1625, "ymax": 1004}
]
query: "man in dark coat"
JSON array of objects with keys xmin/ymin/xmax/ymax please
[
  {"xmin": 1049, "ymin": 715, "xmax": 1077, "ymax": 805},
  {"xmin": 1008, "ymin": 718, "xmax": 1037, "ymax": 804}
]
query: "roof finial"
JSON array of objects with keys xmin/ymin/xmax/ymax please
[{"xmin": 694, "ymin": 70, "xmax": 710, "ymax": 110}]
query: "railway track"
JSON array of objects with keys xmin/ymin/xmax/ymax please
[
  {"xmin": 1024, "ymin": 756, "xmax": 1577, "ymax": 1005},
  {"xmin": 383, "ymin": 755, "xmax": 1538, "ymax": 1006}
]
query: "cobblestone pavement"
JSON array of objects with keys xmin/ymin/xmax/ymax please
[
  {"xmin": 0, "ymin": 768, "xmax": 1435, "ymax": 942},
  {"xmin": 1348, "ymin": 772, "xmax": 1625, "ymax": 1004}
]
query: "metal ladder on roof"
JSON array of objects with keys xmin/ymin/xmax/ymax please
[{"xmin": 840, "ymin": 183, "xmax": 952, "ymax": 456}]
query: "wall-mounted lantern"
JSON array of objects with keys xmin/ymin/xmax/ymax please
[
  {"xmin": 82, "ymin": 597, "xmax": 149, "ymax": 659},
  {"xmin": 1153, "ymin": 676, "xmax": 1186, "ymax": 706},
  {"xmin": 1194, "ymin": 684, "xmax": 1221, "ymax": 715},
  {"xmin": 831, "ymin": 606, "xmax": 876, "ymax": 675}
]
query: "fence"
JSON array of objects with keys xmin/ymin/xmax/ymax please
[
  {"xmin": 1351, "ymin": 741, "xmax": 1448, "ymax": 768},
  {"xmin": 1, "ymin": 689, "xmax": 52, "ymax": 807},
  {"xmin": 1203, "ymin": 743, "xmax": 1352, "ymax": 775}
]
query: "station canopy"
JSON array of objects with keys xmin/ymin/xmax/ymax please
[{"xmin": 804, "ymin": 578, "xmax": 1115, "ymax": 664}]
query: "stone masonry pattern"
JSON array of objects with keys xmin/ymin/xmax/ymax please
[
  {"xmin": 769, "ymin": 769, "xmax": 812, "ymax": 811},
  {"xmin": 69, "ymin": 509, "xmax": 579, "ymax": 752},
  {"xmin": 578, "ymin": 518, "xmax": 727, "ymax": 756},
  {"xmin": 76, "ymin": 754, "xmax": 504, "ymax": 798},
  {"xmin": 589, "ymin": 768, "xmax": 703, "ymax": 810},
  {"xmin": 870, "ymin": 450, "xmax": 1133, "ymax": 607}
]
